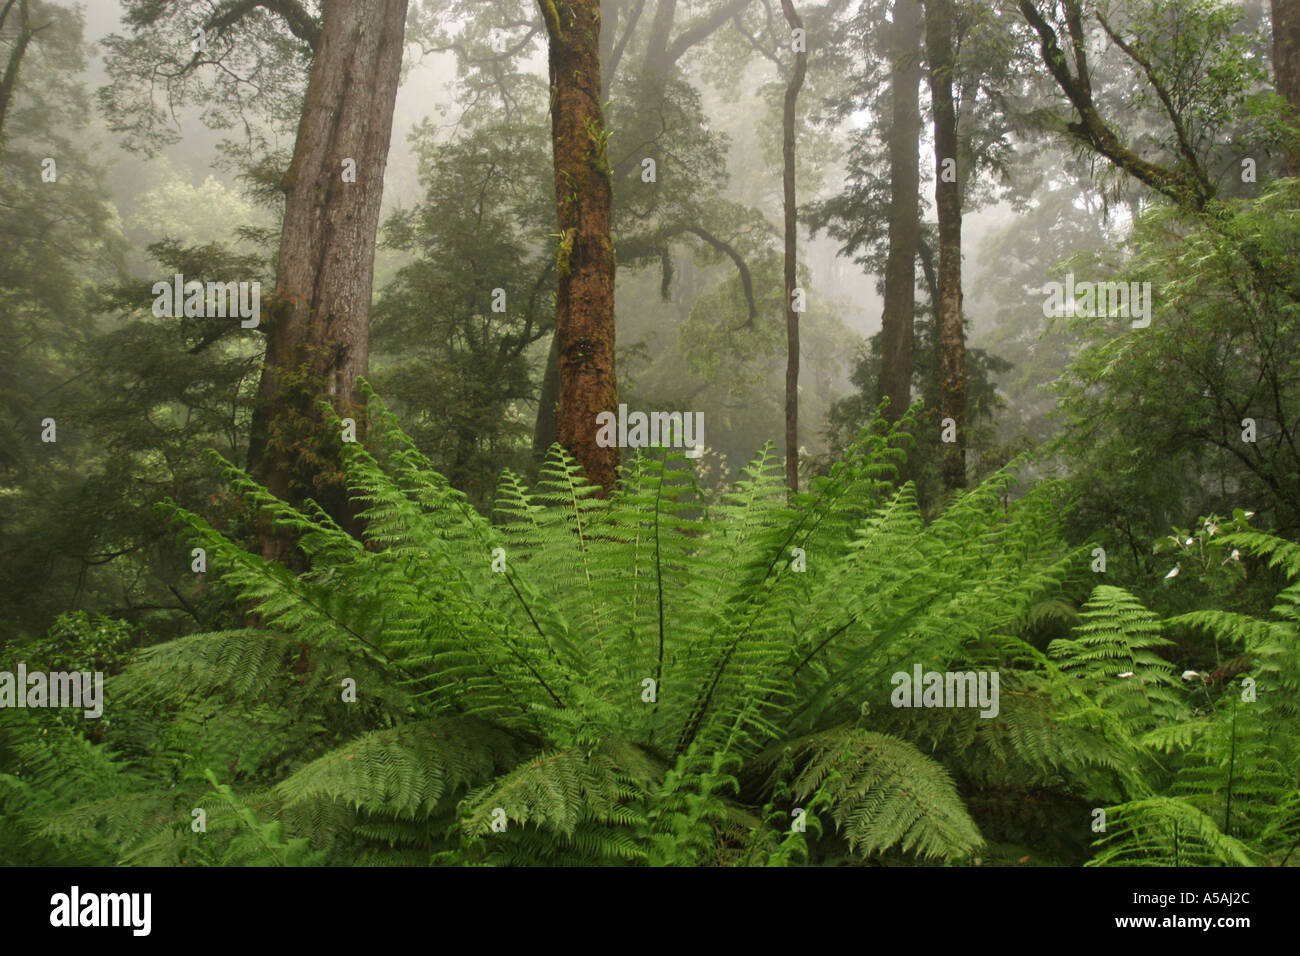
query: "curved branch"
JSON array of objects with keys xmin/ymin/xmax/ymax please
[
  {"xmin": 730, "ymin": 10, "xmax": 780, "ymax": 67},
  {"xmin": 615, "ymin": 223, "xmax": 759, "ymax": 329},
  {"xmin": 685, "ymin": 225, "xmax": 757, "ymax": 324},
  {"xmin": 0, "ymin": 0, "xmax": 18, "ymax": 34},
  {"xmin": 665, "ymin": 0, "xmax": 753, "ymax": 66},
  {"xmin": 0, "ymin": 0, "xmax": 35, "ymax": 147}
]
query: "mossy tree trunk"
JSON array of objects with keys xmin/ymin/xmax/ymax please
[
  {"xmin": 538, "ymin": 0, "xmax": 619, "ymax": 493},
  {"xmin": 246, "ymin": 0, "xmax": 408, "ymax": 558}
]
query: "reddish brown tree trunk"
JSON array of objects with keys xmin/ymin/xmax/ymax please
[
  {"xmin": 924, "ymin": 0, "xmax": 966, "ymax": 491},
  {"xmin": 878, "ymin": 0, "xmax": 923, "ymax": 425},
  {"xmin": 782, "ymin": 0, "xmax": 806, "ymax": 493},
  {"xmin": 246, "ymin": 0, "xmax": 408, "ymax": 556},
  {"xmin": 539, "ymin": 0, "xmax": 619, "ymax": 493},
  {"xmin": 1273, "ymin": 0, "xmax": 1300, "ymax": 175}
]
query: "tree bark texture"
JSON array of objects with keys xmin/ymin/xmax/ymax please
[
  {"xmin": 539, "ymin": 0, "xmax": 620, "ymax": 493},
  {"xmin": 782, "ymin": 0, "xmax": 806, "ymax": 493},
  {"xmin": 878, "ymin": 0, "xmax": 923, "ymax": 425},
  {"xmin": 923, "ymin": 0, "xmax": 967, "ymax": 490},
  {"xmin": 246, "ymin": 0, "xmax": 408, "ymax": 553}
]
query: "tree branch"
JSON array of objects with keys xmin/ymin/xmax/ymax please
[
  {"xmin": 0, "ymin": 0, "xmax": 19, "ymax": 35},
  {"xmin": 916, "ymin": 233, "xmax": 939, "ymax": 307},
  {"xmin": 685, "ymin": 224, "xmax": 758, "ymax": 325},
  {"xmin": 206, "ymin": 0, "xmax": 322, "ymax": 53},
  {"xmin": 1095, "ymin": 9, "xmax": 1210, "ymax": 198},
  {"xmin": 666, "ymin": 0, "xmax": 753, "ymax": 66},
  {"xmin": 168, "ymin": 584, "xmax": 204, "ymax": 624},
  {"xmin": 607, "ymin": 0, "xmax": 646, "ymax": 91},
  {"xmin": 1017, "ymin": 0, "xmax": 1207, "ymax": 209}
]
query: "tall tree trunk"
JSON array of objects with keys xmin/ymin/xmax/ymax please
[
  {"xmin": 917, "ymin": 233, "xmax": 939, "ymax": 313},
  {"xmin": 781, "ymin": 0, "xmax": 807, "ymax": 493},
  {"xmin": 539, "ymin": 0, "xmax": 619, "ymax": 493},
  {"xmin": 532, "ymin": 334, "xmax": 561, "ymax": 467},
  {"xmin": 878, "ymin": 0, "xmax": 923, "ymax": 425},
  {"xmin": 643, "ymin": 0, "xmax": 677, "ymax": 88},
  {"xmin": 923, "ymin": 0, "xmax": 966, "ymax": 491},
  {"xmin": 1273, "ymin": 0, "xmax": 1300, "ymax": 176},
  {"xmin": 246, "ymin": 0, "xmax": 408, "ymax": 559}
]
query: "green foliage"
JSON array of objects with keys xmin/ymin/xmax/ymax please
[
  {"xmin": 0, "ymin": 1, "xmax": 134, "ymax": 642},
  {"xmin": 819, "ymin": 325, "xmax": 1016, "ymax": 509},
  {"xmin": 1048, "ymin": 585, "xmax": 1186, "ymax": 731},
  {"xmin": 24, "ymin": 392, "xmax": 1294, "ymax": 867},
  {"xmin": 99, "ymin": 0, "xmax": 314, "ymax": 165},
  {"xmin": 371, "ymin": 95, "xmax": 555, "ymax": 508},
  {"xmin": 0, "ymin": 235, "xmax": 268, "ymax": 645},
  {"xmin": 1078, "ymin": 544, "xmax": 1300, "ymax": 866},
  {"xmin": 2, "ymin": 390, "xmax": 1102, "ymax": 866},
  {"xmin": 773, "ymin": 727, "xmax": 982, "ymax": 860},
  {"xmin": 1088, "ymin": 797, "xmax": 1257, "ymax": 866},
  {"xmin": 197, "ymin": 771, "xmax": 330, "ymax": 866},
  {"xmin": 3, "ymin": 0, "xmax": 1297, "ymax": 873},
  {"xmin": 1052, "ymin": 180, "xmax": 1300, "ymax": 547},
  {"xmin": 22, "ymin": 611, "xmax": 138, "ymax": 676}
]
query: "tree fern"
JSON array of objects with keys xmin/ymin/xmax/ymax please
[
  {"xmin": 4, "ymin": 389, "xmax": 1119, "ymax": 866},
  {"xmin": 768, "ymin": 726, "xmax": 983, "ymax": 861},
  {"xmin": 1081, "ymin": 536, "xmax": 1300, "ymax": 866},
  {"xmin": 1048, "ymin": 586, "xmax": 1186, "ymax": 731}
]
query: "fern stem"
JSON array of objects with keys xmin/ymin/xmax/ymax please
[{"xmin": 1224, "ymin": 697, "xmax": 1237, "ymax": 838}]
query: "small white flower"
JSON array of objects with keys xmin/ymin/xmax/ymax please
[
  {"xmin": 1182, "ymin": 670, "xmax": 1200, "ymax": 681},
  {"xmin": 1118, "ymin": 671, "xmax": 1136, "ymax": 679},
  {"xmin": 1231, "ymin": 548, "xmax": 1241, "ymax": 561},
  {"xmin": 1244, "ymin": 511, "xmax": 1255, "ymax": 519},
  {"xmin": 1165, "ymin": 565, "xmax": 1180, "ymax": 579},
  {"xmin": 1185, "ymin": 537, "xmax": 1194, "ymax": 546},
  {"xmin": 1205, "ymin": 522, "xmax": 1217, "ymax": 536}
]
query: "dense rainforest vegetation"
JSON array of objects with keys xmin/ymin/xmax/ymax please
[{"xmin": 0, "ymin": 0, "xmax": 1298, "ymax": 868}]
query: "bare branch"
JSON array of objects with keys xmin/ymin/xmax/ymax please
[
  {"xmin": 665, "ymin": 0, "xmax": 753, "ymax": 66},
  {"xmin": 685, "ymin": 224, "xmax": 758, "ymax": 324}
]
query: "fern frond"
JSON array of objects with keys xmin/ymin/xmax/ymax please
[
  {"xmin": 275, "ymin": 719, "xmax": 525, "ymax": 819},
  {"xmin": 776, "ymin": 726, "xmax": 983, "ymax": 861},
  {"xmin": 1087, "ymin": 797, "xmax": 1256, "ymax": 866}
]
